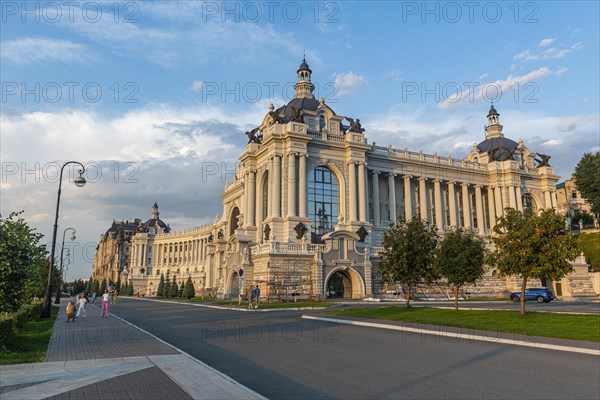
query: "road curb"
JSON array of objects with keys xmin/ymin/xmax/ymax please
[{"xmin": 301, "ymin": 315, "xmax": 600, "ymax": 356}]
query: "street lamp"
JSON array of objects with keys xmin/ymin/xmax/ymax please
[
  {"xmin": 41, "ymin": 161, "xmax": 86, "ymax": 318},
  {"xmin": 54, "ymin": 228, "xmax": 76, "ymax": 304}
]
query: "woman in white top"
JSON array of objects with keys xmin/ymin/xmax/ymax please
[
  {"xmin": 101, "ymin": 289, "xmax": 110, "ymax": 317},
  {"xmin": 75, "ymin": 293, "xmax": 87, "ymax": 318}
]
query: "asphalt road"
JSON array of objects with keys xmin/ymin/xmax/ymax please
[{"xmin": 111, "ymin": 298, "xmax": 600, "ymax": 399}]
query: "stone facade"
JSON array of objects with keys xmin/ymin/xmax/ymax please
[{"xmin": 93, "ymin": 59, "xmax": 597, "ymax": 300}]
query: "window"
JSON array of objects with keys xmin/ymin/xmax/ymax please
[
  {"xmin": 572, "ymin": 192, "xmax": 577, "ymax": 199},
  {"xmin": 308, "ymin": 166, "xmax": 339, "ymax": 243}
]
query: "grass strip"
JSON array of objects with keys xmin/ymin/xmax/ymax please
[
  {"xmin": 0, "ymin": 306, "xmax": 58, "ymax": 365},
  {"xmin": 328, "ymin": 306, "xmax": 600, "ymax": 342}
]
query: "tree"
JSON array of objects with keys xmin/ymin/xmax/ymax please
[
  {"xmin": 488, "ymin": 208, "xmax": 579, "ymax": 315},
  {"xmin": 164, "ymin": 272, "xmax": 171, "ymax": 298},
  {"xmin": 178, "ymin": 282, "xmax": 184, "ymax": 298},
  {"xmin": 127, "ymin": 283, "xmax": 134, "ymax": 296},
  {"xmin": 168, "ymin": 275, "xmax": 178, "ymax": 298},
  {"xmin": 182, "ymin": 277, "xmax": 195, "ymax": 299},
  {"xmin": 574, "ymin": 152, "xmax": 600, "ymax": 216},
  {"xmin": 100, "ymin": 279, "xmax": 107, "ymax": 293},
  {"xmin": 436, "ymin": 228, "xmax": 487, "ymax": 310},
  {"xmin": 379, "ymin": 218, "xmax": 439, "ymax": 307},
  {"xmin": 0, "ymin": 211, "xmax": 49, "ymax": 312},
  {"xmin": 157, "ymin": 273, "xmax": 165, "ymax": 297}
]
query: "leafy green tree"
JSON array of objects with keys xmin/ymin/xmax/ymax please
[
  {"xmin": 379, "ymin": 218, "xmax": 439, "ymax": 307},
  {"xmin": 574, "ymin": 152, "xmax": 600, "ymax": 216},
  {"xmin": 127, "ymin": 283, "xmax": 134, "ymax": 296},
  {"xmin": 93, "ymin": 279, "xmax": 100, "ymax": 294},
  {"xmin": 0, "ymin": 211, "xmax": 49, "ymax": 312},
  {"xmin": 86, "ymin": 276, "xmax": 93, "ymax": 292},
  {"xmin": 436, "ymin": 228, "xmax": 487, "ymax": 310},
  {"xmin": 182, "ymin": 277, "xmax": 195, "ymax": 299},
  {"xmin": 488, "ymin": 208, "xmax": 579, "ymax": 315},
  {"xmin": 178, "ymin": 282, "xmax": 184, "ymax": 298},
  {"xmin": 164, "ymin": 272, "xmax": 171, "ymax": 298},
  {"xmin": 157, "ymin": 273, "xmax": 165, "ymax": 297},
  {"xmin": 169, "ymin": 275, "xmax": 178, "ymax": 298}
]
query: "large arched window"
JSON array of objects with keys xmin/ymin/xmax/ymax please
[
  {"xmin": 308, "ymin": 166, "xmax": 339, "ymax": 243},
  {"xmin": 522, "ymin": 193, "xmax": 537, "ymax": 213}
]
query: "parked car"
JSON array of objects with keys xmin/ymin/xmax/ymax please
[{"xmin": 510, "ymin": 287, "xmax": 554, "ymax": 303}]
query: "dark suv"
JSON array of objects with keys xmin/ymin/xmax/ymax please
[{"xmin": 510, "ymin": 287, "xmax": 554, "ymax": 303}]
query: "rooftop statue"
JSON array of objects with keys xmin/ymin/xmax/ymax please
[
  {"xmin": 535, "ymin": 153, "xmax": 551, "ymax": 167},
  {"xmin": 245, "ymin": 127, "xmax": 263, "ymax": 144},
  {"xmin": 289, "ymin": 106, "xmax": 304, "ymax": 123},
  {"xmin": 347, "ymin": 117, "xmax": 365, "ymax": 133}
]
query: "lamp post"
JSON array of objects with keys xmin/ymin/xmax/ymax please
[
  {"xmin": 54, "ymin": 228, "xmax": 76, "ymax": 304},
  {"xmin": 41, "ymin": 161, "xmax": 86, "ymax": 318}
]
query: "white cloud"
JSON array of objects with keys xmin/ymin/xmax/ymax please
[
  {"xmin": 332, "ymin": 71, "xmax": 366, "ymax": 95},
  {"xmin": 0, "ymin": 38, "xmax": 93, "ymax": 64},
  {"xmin": 538, "ymin": 38, "xmax": 556, "ymax": 47},
  {"xmin": 190, "ymin": 80, "xmax": 204, "ymax": 91},
  {"xmin": 384, "ymin": 70, "xmax": 403, "ymax": 81},
  {"xmin": 556, "ymin": 67, "xmax": 568, "ymax": 76},
  {"xmin": 439, "ymin": 67, "xmax": 553, "ymax": 110},
  {"xmin": 513, "ymin": 42, "xmax": 583, "ymax": 62}
]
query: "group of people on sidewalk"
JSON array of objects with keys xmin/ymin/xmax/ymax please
[
  {"xmin": 247, "ymin": 285, "xmax": 261, "ymax": 309},
  {"xmin": 68, "ymin": 289, "xmax": 113, "ymax": 320}
]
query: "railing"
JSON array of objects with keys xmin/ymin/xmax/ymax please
[{"xmin": 371, "ymin": 145, "xmax": 488, "ymax": 171}]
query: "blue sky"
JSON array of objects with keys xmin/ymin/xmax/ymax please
[{"xmin": 1, "ymin": 1, "xmax": 599, "ymax": 280}]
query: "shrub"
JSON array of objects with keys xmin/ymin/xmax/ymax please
[{"xmin": 0, "ymin": 315, "xmax": 15, "ymax": 344}]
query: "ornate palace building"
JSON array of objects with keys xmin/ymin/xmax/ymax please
[{"xmin": 94, "ymin": 59, "xmax": 594, "ymax": 300}]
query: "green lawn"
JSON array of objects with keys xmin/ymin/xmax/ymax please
[
  {"xmin": 328, "ymin": 306, "xmax": 600, "ymax": 342},
  {"xmin": 0, "ymin": 306, "xmax": 58, "ymax": 365}
]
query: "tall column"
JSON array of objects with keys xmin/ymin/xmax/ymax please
[
  {"xmin": 247, "ymin": 170, "xmax": 256, "ymax": 227},
  {"xmin": 462, "ymin": 183, "xmax": 471, "ymax": 229},
  {"xmin": 419, "ymin": 177, "xmax": 428, "ymax": 223},
  {"xmin": 515, "ymin": 184, "xmax": 523, "ymax": 211},
  {"xmin": 404, "ymin": 176, "xmax": 412, "ymax": 220},
  {"xmin": 551, "ymin": 190, "xmax": 557, "ymax": 209},
  {"xmin": 508, "ymin": 185, "xmax": 517, "ymax": 210},
  {"xmin": 299, "ymin": 155, "xmax": 307, "ymax": 217},
  {"xmin": 544, "ymin": 190, "xmax": 552, "ymax": 209},
  {"xmin": 495, "ymin": 186, "xmax": 503, "ymax": 218},
  {"xmin": 273, "ymin": 155, "xmax": 281, "ymax": 218},
  {"xmin": 358, "ymin": 162, "xmax": 366, "ymax": 223},
  {"xmin": 348, "ymin": 162, "xmax": 357, "ymax": 222},
  {"xmin": 372, "ymin": 171, "xmax": 380, "ymax": 226},
  {"xmin": 287, "ymin": 154, "xmax": 296, "ymax": 217},
  {"xmin": 448, "ymin": 181, "xmax": 457, "ymax": 227},
  {"xmin": 475, "ymin": 185, "xmax": 485, "ymax": 235},
  {"xmin": 487, "ymin": 186, "xmax": 496, "ymax": 230},
  {"xmin": 434, "ymin": 179, "xmax": 443, "ymax": 230},
  {"xmin": 388, "ymin": 173, "xmax": 396, "ymax": 222}
]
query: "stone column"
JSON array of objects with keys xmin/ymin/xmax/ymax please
[
  {"xmin": 544, "ymin": 190, "xmax": 552, "ymax": 209},
  {"xmin": 372, "ymin": 171, "xmax": 380, "ymax": 227},
  {"xmin": 508, "ymin": 185, "xmax": 517, "ymax": 209},
  {"xmin": 358, "ymin": 162, "xmax": 367, "ymax": 223},
  {"xmin": 515, "ymin": 184, "xmax": 523, "ymax": 212},
  {"xmin": 475, "ymin": 185, "xmax": 485, "ymax": 235},
  {"xmin": 388, "ymin": 173, "xmax": 396, "ymax": 222},
  {"xmin": 273, "ymin": 155, "xmax": 281, "ymax": 218},
  {"xmin": 348, "ymin": 162, "xmax": 357, "ymax": 222},
  {"xmin": 487, "ymin": 186, "xmax": 496, "ymax": 230},
  {"xmin": 551, "ymin": 190, "xmax": 557, "ymax": 209},
  {"xmin": 448, "ymin": 181, "xmax": 457, "ymax": 227},
  {"xmin": 495, "ymin": 186, "xmax": 503, "ymax": 218},
  {"xmin": 462, "ymin": 183, "xmax": 471, "ymax": 229},
  {"xmin": 287, "ymin": 154, "xmax": 296, "ymax": 218},
  {"xmin": 247, "ymin": 170, "xmax": 256, "ymax": 227},
  {"xmin": 434, "ymin": 179, "xmax": 443, "ymax": 230},
  {"xmin": 404, "ymin": 176, "xmax": 413, "ymax": 220},
  {"xmin": 299, "ymin": 155, "xmax": 307, "ymax": 218},
  {"xmin": 419, "ymin": 177, "xmax": 428, "ymax": 223}
]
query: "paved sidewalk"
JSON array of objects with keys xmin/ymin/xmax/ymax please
[{"xmin": 0, "ymin": 300, "xmax": 266, "ymax": 400}]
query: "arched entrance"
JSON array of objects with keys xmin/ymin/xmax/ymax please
[
  {"xmin": 324, "ymin": 267, "xmax": 365, "ymax": 299},
  {"xmin": 326, "ymin": 270, "xmax": 351, "ymax": 298},
  {"xmin": 229, "ymin": 270, "xmax": 240, "ymax": 297}
]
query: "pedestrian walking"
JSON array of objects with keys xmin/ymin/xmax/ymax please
[
  {"xmin": 91, "ymin": 292, "xmax": 96, "ymax": 304},
  {"xmin": 252, "ymin": 285, "xmax": 260, "ymax": 309},
  {"xmin": 75, "ymin": 293, "xmax": 87, "ymax": 319},
  {"xmin": 110, "ymin": 290, "xmax": 115, "ymax": 304},
  {"xmin": 114, "ymin": 290, "xmax": 118, "ymax": 304},
  {"xmin": 101, "ymin": 289, "xmax": 110, "ymax": 317},
  {"xmin": 247, "ymin": 287, "xmax": 254, "ymax": 309}
]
